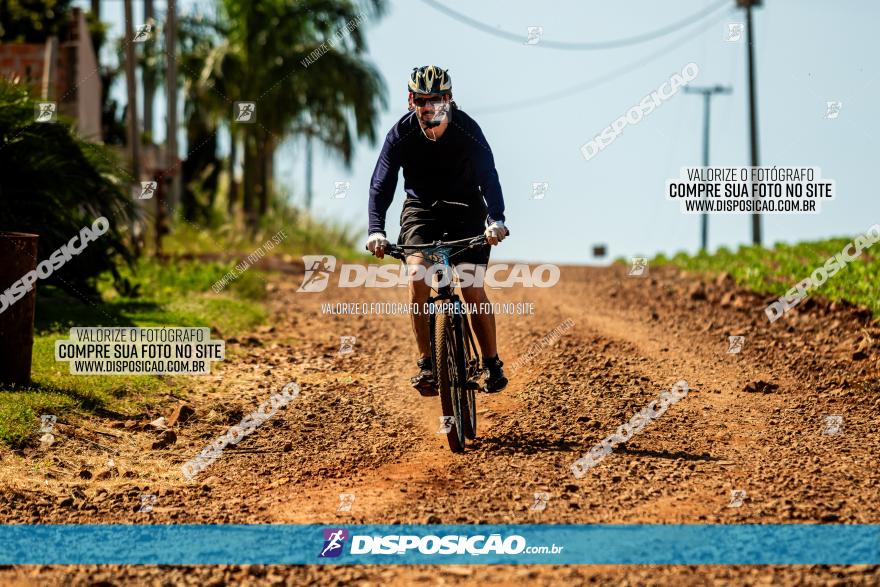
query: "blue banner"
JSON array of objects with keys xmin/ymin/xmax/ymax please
[{"xmin": 0, "ymin": 524, "xmax": 878, "ymax": 565}]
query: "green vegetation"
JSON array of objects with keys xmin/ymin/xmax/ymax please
[
  {"xmin": 0, "ymin": 77, "xmax": 136, "ymax": 296},
  {"xmin": 0, "ymin": 256, "xmax": 267, "ymax": 448},
  {"xmin": 0, "ymin": 0, "xmax": 382, "ymax": 447},
  {"xmin": 159, "ymin": 202, "xmax": 362, "ymax": 262},
  {"xmin": 652, "ymin": 235, "xmax": 879, "ymax": 316},
  {"xmin": 0, "ymin": 0, "xmax": 74, "ymax": 43},
  {"xmin": 177, "ymin": 0, "xmax": 388, "ymax": 230}
]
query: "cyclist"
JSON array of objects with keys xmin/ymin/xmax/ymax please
[{"xmin": 366, "ymin": 65, "xmax": 509, "ymax": 395}]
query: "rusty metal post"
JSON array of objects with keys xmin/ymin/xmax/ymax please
[{"xmin": 0, "ymin": 233, "xmax": 40, "ymax": 387}]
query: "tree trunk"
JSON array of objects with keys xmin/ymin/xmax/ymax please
[
  {"xmin": 259, "ymin": 134, "xmax": 275, "ymax": 217},
  {"xmin": 123, "ymin": 0, "xmax": 140, "ymax": 181},
  {"xmin": 242, "ymin": 127, "xmax": 261, "ymax": 236},
  {"xmin": 181, "ymin": 114, "xmax": 218, "ymax": 222},
  {"xmin": 143, "ymin": 0, "xmax": 154, "ymax": 139},
  {"xmin": 228, "ymin": 127, "xmax": 238, "ymax": 216},
  {"xmin": 165, "ymin": 0, "xmax": 180, "ymax": 209}
]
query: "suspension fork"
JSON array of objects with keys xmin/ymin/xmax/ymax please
[
  {"xmin": 460, "ymin": 311, "xmax": 481, "ymax": 380},
  {"xmin": 427, "ymin": 285, "xmax": 456, "ymax": 379},
  {"xmin": 428, "ymin": 311, "xmax": 437, "ymax": 378}
]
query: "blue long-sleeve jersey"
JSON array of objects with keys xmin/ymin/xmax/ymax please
[{"xmin": 367, "ymin": 107, "xmax": 506, "ymax": 236}]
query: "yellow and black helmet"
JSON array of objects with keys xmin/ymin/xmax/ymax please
[{"xmin": 408, "ymin": 65, "xmax": 452, "ymax": 95}]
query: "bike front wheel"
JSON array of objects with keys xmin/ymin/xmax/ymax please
[
  {"xmin": 460, "ymin": 316, "xmax": 478, "ymax": 440},
  {"xmin": 434, "ymin": 310, "xmax": 466, "ymax": 453}
]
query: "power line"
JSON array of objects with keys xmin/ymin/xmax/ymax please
[
  {"xmin": 471, "ymin": 9, "xmax": 733, "ymax": 116},
  {"xmin": 419, "ymin": 0, "xmax": 728, "ymax": 51}
]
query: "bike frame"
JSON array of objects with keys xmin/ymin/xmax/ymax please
[
  {"xmin": 385, "ymin": 237, "xmax": 485, "ymax": 395},
  {"xmin": 420, "ymin": 244, "xmax": 482, "ymax": 393}
]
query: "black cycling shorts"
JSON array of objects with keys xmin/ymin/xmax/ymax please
[{"xmin": 397, "ymin": 197, "xmax": 490, "ymax": 266}]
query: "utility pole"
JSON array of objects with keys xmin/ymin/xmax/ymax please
[
  {"xmin": 123, "ymin": 0, "xmax": 141, "ymax": 182},
  {"xmin": 738, "ymin": 0, "xmax": 762, "ymax": 245},
  {"xmin": 684, "ymin": 85, "xmax": 731, "ymax": 251}
]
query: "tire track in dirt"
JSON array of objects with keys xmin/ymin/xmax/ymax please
[{"xmin": 265, "ymin": 274, "xmax": 532, "ymax": 524}]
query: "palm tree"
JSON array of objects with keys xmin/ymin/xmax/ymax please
[
  {"xmin": 0, "ymin": 0, "xmax": 75, "ymax": 42},
  {"xmin": 200, "ymin": 0, "xmax": 388, "ymax": 232},
  {"xmin": 0, "ymin": 77, "xmax": 136, "ymax": 295},
  {"xmin": 177, "ymin": 11, "xmax": 228, "ymax": 223}
]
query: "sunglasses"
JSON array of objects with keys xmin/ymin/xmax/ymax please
[{"xmin": 412, "ymin": 95, "xmax": 445, "ymax": 107}]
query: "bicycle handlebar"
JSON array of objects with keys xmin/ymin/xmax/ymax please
[
  {"xmin": 383, "ymin": 236, "xmax": 484, "ymax": 261},
  {"xmin": 365, "ymin": 228, "xmax": 511, "ymax": 261}
]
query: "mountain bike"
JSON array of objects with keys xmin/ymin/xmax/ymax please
[{"xmin": 383, "ymin": 235, "xmax": 487, "ymax": 453}]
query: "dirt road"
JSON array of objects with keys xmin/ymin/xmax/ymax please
[{"xmin": 1, "ymin": 262, "xmax": 878, "ymax": 585}]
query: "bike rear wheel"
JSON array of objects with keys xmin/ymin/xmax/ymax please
[{"xmin": 434, "ymin": 310, "xmax": 466, "ymax": 453}]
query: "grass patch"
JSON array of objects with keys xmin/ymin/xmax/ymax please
[
  {"xmin": 651, "ymin": 235, "xmax": 879, "ymax": 316},
  {"xmin": 158, "ymin": 201, "xmax": 362, "ymax": 262},
  {"xmin": 0, "ymin": 256, "xmax": 268, "ymax": 447}
]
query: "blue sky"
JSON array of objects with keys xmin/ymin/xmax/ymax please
[{"xmin": 83, "ymin": 0, "xmax": 879, "ymax": 264}]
